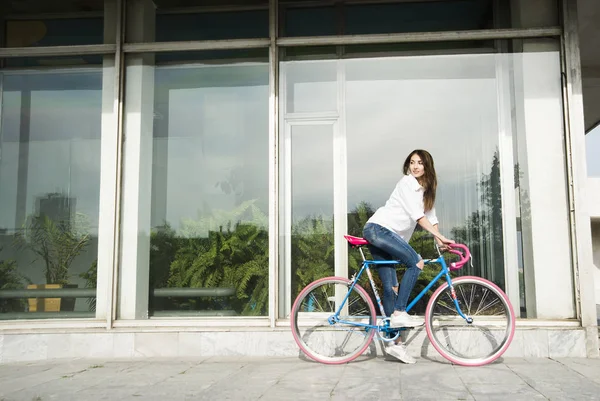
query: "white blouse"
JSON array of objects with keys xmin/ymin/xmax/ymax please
[{"xmin": 366, "ymin": 174, "xmax": 438, "ymax": 242}]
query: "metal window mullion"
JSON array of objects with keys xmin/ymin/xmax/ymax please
[
  {"xmin": 0, "ymin": 44, "xmax": 116, "ymax": 58},
  {"xmin": 277, "ymin": 27, "xmax": 562, "ymax": 47},
  {"xmin": 268, "ymin": 0, "xmax": 279, "ymax": 327},
  {"xmin": 283, "ymin": 122, "xmax": 292, "ymax": 318},
  {"xmin": 560, "ymin": 32, "xmax": 580, "ymax": 321},
  {"xmin": 283, "ymin": 112, "xmax": 338, "ymax": 121},
  {"xmin": 123, "ymin": 39, "xmax": 270, "ymax": 54},
  {"xmin": 107, "ymin": 0, "xmax": 126, "ymax": 329}
]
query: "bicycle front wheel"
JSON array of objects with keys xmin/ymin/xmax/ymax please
[
  {"xmin": 290, "ymin": 276, "xmax": 377, "ymax": 364},
  {"xmin": 425, "ymin": 276, "xmax": 516, "ymax": 366}
]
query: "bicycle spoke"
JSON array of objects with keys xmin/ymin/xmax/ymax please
[
  {"xmin": 291, "ymin": 278, "xmax": 376, "ymax": 364},
  {"xmin": 474, "ymin": 297, "xmax": 502, "ymax": 316},
  {"xmin": 427, "ymin": 278, "xmax": 514, "ymax": 366},
  {"xmin": 436, "ymin": 298, "xmax": 456, "ymax": 314},
  {"xmin": 473, "ymin": 288, "xmax": 490, "ymax": 316}
]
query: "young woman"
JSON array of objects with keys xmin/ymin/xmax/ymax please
[{"xmin": 362, "ymin": 149, "xmax": 454, "ymax": 363}]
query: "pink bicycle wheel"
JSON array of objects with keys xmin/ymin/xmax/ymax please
[
  {"xmin": 291, "ymin": 276, "xmax": 377, "ymax": 364},
  {"xmin": 425, "ymin": 276, "xmax": 516, "ymax": 366}
]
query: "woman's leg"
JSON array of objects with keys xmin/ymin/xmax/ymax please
[
  {"xmin": 363, "ymin": 225, "xmax": 398, "ymax": 317},
  {"xmin": 376, "ymin": 266, "xmax": 396, "ymax": 317},
  {"xmin": 363, "ymin": 223, "xmax": 423, "ymax": 327},
  {"xmin": 396, "ymin": 256, "xmax": 424, "ymax": 312}
]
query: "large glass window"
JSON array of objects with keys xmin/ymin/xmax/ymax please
[
  {"xmin": 279, "ymin": 40, "xmax": 573, "ymax": 319},
  {"xmin": 280, "ymin": 0, "xmax": 505, "ymax": 37},
  {"xmin": 0, "ymin": 62, "xmax": 108, "ymax": 319},
  {"xmin": 2, "ymin": 2, "xmax": 105, "ymax": 47},
  {"xmin": 126, "ymin": 0, "xmax": 269, "ymax": 43},
  {"xmin": 121, "ymin": 50, "xmax": 269, "ymax": 318},
  {"xmin": 344, "ymin": 55, "xmax": 504, "ymax": 316}
]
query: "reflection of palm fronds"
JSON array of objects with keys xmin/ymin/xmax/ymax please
[
  {"xmin": 166, "ymin": 202, "xmax": 269, "ymax": 315},
  {"xmin": 79, "ymin": 260, "xmax": 97, "ymax": 311},
  {"xmin": 291, "ymin": 215, "xmax": 335, "ymax": 299},
  {"xmin": 14, "ymin": 213, "xmax": 90, "ymax": 285},
  {"xmin": 347, "ymin": 201, "xmax": 375, "ymax": 237},
  {"xmin": 0, "ymin": 249, "xmax": 30, "ymax": 313}
]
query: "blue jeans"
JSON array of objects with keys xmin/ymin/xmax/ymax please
[{"xmin": 362, "ymin": 223, "xmax": 422, "ymax": 317}]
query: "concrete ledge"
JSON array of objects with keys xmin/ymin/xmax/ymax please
[{"xmin": 0, "ymin": 326, "xmax": 590, "ymax": 363}]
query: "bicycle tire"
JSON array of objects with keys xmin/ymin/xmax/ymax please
[
  {"xmin": 425, "ymin": 276, "xmax": 516, "ymax": 366},
  {"xmin": 291, "ymin": 276, "xmax": 377, "ymax": 364}
]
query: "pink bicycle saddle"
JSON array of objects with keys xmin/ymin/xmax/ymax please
[{"xmin": 344, "ymin": 235, "xmax": 369, "ymax": 246}]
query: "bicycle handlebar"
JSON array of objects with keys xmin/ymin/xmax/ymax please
[{"xmin": 447, "ymin": 243, "xmax": 471, "ymax": 270}]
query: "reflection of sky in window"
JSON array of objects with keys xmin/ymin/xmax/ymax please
[
  {"xmin": 0, "ymin": 51, "xmax": 572, "ymax": 239},
  {"xmin": 346, "ymin": 77, "xmax": 498, "ymax": 231},
  {"xmin": 152, "ymin": 67, "xmax": 269, "ymax": 232},
  {"xmin": 283, "ymin": 51, "xmax": 564, "ymax": 235},
  {"xmin": 283, "ymin": 55, "xmax": 500, "ymax": 232},
  {"xmin": 0, "ymin": 74, "xmax": 102, "ymax": 233},
  {"xmin": 587, "ymin": 125, "xmax": 600, "ymax": 177},
  {"xmin": 290, "ymin": 124, "xmax": 334, "ymax": 223}
]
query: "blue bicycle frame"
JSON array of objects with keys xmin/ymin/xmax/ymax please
[{"xmin": 331, "ymin": 252, "xmax": 471, "ymax": 331}]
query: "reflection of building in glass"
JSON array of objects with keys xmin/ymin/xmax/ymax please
[{"xmin": 35, "ymin": 193, "xmax": 76, "ymax": 225}]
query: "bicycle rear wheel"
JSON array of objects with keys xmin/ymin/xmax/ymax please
[
  {"xmin": 290, "ymin": 276, "xmax": 377, "ymax": 364},
  {"xmin": 425, "ymin": 276, "xmax": 515, "ymax": 366}
]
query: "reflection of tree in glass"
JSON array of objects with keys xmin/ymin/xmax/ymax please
[
  {"xmin": 148, "ymin": 223, "xmax": 180, "ymax": 312},
  {"xmin": 149, "ymin": 200, "xmax": 269, "ymax": 316},
  {"xmin": 290, "ymin": 215, "xmax": 335, "ymax": 302},
  {"xmin": 169, "ymin": 222, "xmax": 268, "ymax": 315},
  {"xmin": 0, "ymin": 248, "xmax": 29, "ymax": 313},
  {"xmin": 14, "ymin": 210, "xmax": 91, "ymax": 285},
  {"xmin": 451, "ymin": 149, "xmax": 505, "ymax": 290},
  {"xmin": 150, "ymin": 147, "xmax": 515, "ymax": 317}
]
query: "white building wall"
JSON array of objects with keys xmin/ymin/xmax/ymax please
[{"xmin": 512, "ymin": 0, "xmax": 576, "ymax": 319}]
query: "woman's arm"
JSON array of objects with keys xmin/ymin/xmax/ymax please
[{"xmin": 416, "ymin": 216, "xmax": 454, "ymax": 247}]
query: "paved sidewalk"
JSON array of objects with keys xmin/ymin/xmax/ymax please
[{"xmin": 1, "ymin": 356, "xmax": 600, "ymax": 401}]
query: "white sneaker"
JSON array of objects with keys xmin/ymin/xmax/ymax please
[
  {"xmin": 389, "ymin": 311, "xmax": 424, "ymax": 328},
  {"xmin": 386, "ymin": 343, "xmax": 416, "ymax": 364}
]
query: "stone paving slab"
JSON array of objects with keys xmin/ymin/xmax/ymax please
[{"xmin": 1, "ymin": 357, "xmax": 600, "ymax": 401}]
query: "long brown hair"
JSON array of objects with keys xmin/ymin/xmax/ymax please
[{"xmin": 403, "ymin": 149, "xmax": 437, "ymax": 211}]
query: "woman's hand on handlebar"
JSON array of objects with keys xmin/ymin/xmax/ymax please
[{"xmin": 436, "ymin": 236, "xmax": 455, "ymax": 252}]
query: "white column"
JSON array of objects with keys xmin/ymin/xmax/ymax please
[
  {"xmin": 95, "ymin": 0, "xmax": 118, "ymax": 319},
  {"xmin": 334, "ymin": 62, "xmax": 347, "ymax": 281},
  {"xmin": 494, "ymin": 53, "xmax": 521, "ymax": 315},
  {"xmin": 118, "ymin": 0, "xmax": 155, "ymax": 319},
  {"xmin": 562, "ymin": 0, "xmax": 598, "ymax": 356},
  {"xmin": 511, "ymin": 0, "xmax": 575, "ymax": 319}
]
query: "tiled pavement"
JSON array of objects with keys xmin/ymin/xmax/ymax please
[{"xmin": 1, "ymin": 356, "xmax": 600, "ymax": 400}]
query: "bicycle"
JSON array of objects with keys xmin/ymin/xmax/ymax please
[{"xmin": 290, "ymin": 234, "xmax": 516, "ymax": 366}]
